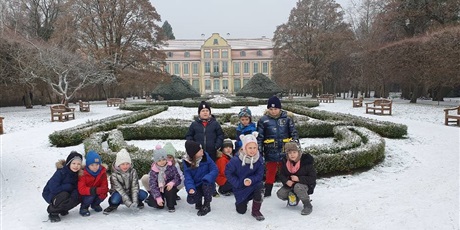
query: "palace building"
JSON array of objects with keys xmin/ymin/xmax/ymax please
[{"xmin": 161, "ymin": 33, "xmax": 273, "ymax": 94}]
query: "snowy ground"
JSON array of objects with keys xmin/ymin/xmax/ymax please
[{"xmin": 0, "ymin": 97, "xmax": 459, "ymax": 230}]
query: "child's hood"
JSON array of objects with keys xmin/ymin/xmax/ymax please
[
  {"xmin": 55, "ymin": 159, "xmax": 66, "ymax": 169},
  {"xmin": 263, "ymin": 109, "xmax": 293, "ymax": 119}
]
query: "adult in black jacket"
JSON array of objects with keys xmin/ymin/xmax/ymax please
[
  {"xmin": 185, "ymin": 101, "xmax": 224, "ymax": 162},
  {"xmin": 277, "ymin": 142, "xmax": 316, "ymax": 215}
]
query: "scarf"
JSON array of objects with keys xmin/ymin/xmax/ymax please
[
  {"xmin": 286, "ymin": 160, "xmax": 301, "ymax": 174},
  {"xmin": 184, "ymin": 155, "xmax": 203, "ymax": 169},
  {"xmin": 86, "ymin": 165, "xmax": 101, "ymax": 177},
  {"xmin": 156, "ymin": 164, "xmax": 167, "ymax": 193},
  {"xmin": 239, "ymin": 151, "xmax": 260, "ymax": 170}
]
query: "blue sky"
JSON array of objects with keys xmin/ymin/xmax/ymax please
[{"xmin": 150, "ymin": 0, "xmax": 351, "ymax": 39}]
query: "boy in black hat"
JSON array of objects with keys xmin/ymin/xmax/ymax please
[
  {"xmin": 185, "ymin": 101, "xmax": 224, "ymax": 162},
  {"xmin": 42, "ymin": 151, "xmax": 83, "ymax": 222},
  {"xmin": 257, "ymin": 95, "xmax": 299, "ymax": 197},
  {"xmin": 183, "ymin": 140, "xmax": 218, "ymax": 216}
]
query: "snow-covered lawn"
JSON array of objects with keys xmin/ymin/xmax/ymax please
[{"xmin": 0, "ymin": 98, "xmax": 458, "ymax": 229}]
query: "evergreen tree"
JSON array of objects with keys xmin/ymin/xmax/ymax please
[
  {"xmin": 162, "ymin": 20, "xmax": 176, "ymax": 40},
  {"xmin": 236, "ymin": 73, "xmax": 282, "ymax": 98},
  {"xmin": 151, "ymin": 75, "xmax": 199, "ymax": 100}
]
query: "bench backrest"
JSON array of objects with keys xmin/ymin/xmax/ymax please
[
  {"xmin": 374, "ymin": 99, "xmax": 392, "ymax": 106},
  {"xmin": 51, "ymin": 104, "xmax": 71, "ymax": 112}
]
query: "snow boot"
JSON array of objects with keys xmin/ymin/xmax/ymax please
[
  {"xmin": 264, "ymin": 184, "xmax": 273, "ymax": 197},
  {"xmin": 197, "ymin": 201, "xmax": 211, "ymax": 216},
  {"xmin": 91, "ymin": 204, "xmax": 103, "ymax": 212},
  {"xmin": 301, "ymin": 200, "xmax": 313, "ymax": 215},
  {"xmin": 103, "ymin": 206, "xmax": 118, "ymax": 215},
  {"xmin": 79, "ymin": 208, "xmax": 90, "ymax": 217},
  {"xmin": 59, "ymin": 210, "xmax": 69, "ymax": 216},
  {"xmin": 251, "ymin": 201, "xmax": 265, "ymax": 221},
  {"xmin": 49, "ymin": 213, "xmax": 61, "ymax": 223}
]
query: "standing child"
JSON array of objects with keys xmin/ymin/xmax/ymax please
[
  {"xmin": 225, "ymin": 132, "xmax": 265, "ymax": 221},
  {"xmin": 146, "ymin": 147, "xmax": 182, "ymax": 212},
  {"xmin": 103, "ymin": 149, "xmax": 148, "ymax": 214},
  {"xmin": 186, "ymin": 101, "xmax": 224, "ymax": 162},
  {"xmin": 183, "ymin": 140, "xmax": 218, "ymax": 216},
  {"xmin": 215, "ymin": 138, "xmax": 234, "ymax": 196},
  {"xmin": 235, "ymin": 107, "xmax": 257, "ymax": 153},
  {"xmin": 257, "ymin": 95, "xmax": 299, "ymax": 197},
  {"xmin": 276, "ymin": 142, "xmax": 316, "ymax": 215},
  {"xmin": 42, "ymin": 151, "xmax": 83, "ymax": 222},
  {"xmin": 78, "ymin": 150, "xmax": 109, "ymax": 216}
]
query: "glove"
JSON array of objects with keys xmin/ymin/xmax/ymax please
[
  {"xmin": 307, "ymin": 184, "xmax": 315, "ymax": 195},
  {"xmin": 90, "ymin": 187, "xmax": 97, "ymax": 196}
]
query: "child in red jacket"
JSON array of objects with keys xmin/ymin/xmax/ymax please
[
  {"xmin": 78, "ymin": 150, "xmax": 109, "ymax": 216},
  {"xmin": 216, "ymin": 139, "xmax": 234, "ymax": 196}
]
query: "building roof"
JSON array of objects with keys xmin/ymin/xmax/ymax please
[{"xmin": 162, "ymin": 37, "xmax": 273, "ymax": 50}]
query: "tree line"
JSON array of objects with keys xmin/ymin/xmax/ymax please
[{"xmin": 272, "ymin": 0, "xmax": 460, "ymax": 103}]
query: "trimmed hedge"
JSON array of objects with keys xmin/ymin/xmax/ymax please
[{"xmin": 49, "ymin": 106, "xmax": 168, "ymax": 147}]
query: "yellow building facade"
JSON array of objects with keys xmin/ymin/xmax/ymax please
[{"xmin": 161, "ymin": 33, "xmax": 273, "ymax": 94}]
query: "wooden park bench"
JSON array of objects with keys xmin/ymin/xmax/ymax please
[
  {"xmin": 50, "ymin": 104, "xmax": 75, "ymax": 122},
  {"xmin": 365, "ymin": 99, "xmax": 392, "ymax": 115},
  {"xmin": 444, "ymin": 106, "xmax": 460, "ymax": 126},
  {"xmin": 317, "ymin": 94, "xmax": 335, "ymax": 103},
  {"xmin": 352, "ymin": 97, "xmax": 363, "ymax": 107},
  {"xmin": 78, "ymin": 100, "xmax": 90, "ymax": 112},
  {"xmin": 0, "ymin": 116, "xmax": 4, "ymax": 134},
  {"xmin": 107, "ymin": 98, "xmax": 125, "ymax": 107},
  {"xmin": 146, "ymin": 96, "xmax": 152, "ymax": 103}
]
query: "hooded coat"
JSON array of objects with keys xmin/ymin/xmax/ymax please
[
  {"xmin": 42, "ymin": 159, "xmax": 80, "ymax": 204},
  {"xmin": 78, "ymin": 164, "xmax": 109, "ymax": 200},
  {"xmin": 182, "ymin": 152, "xmax": 218, "ymax": 193}
]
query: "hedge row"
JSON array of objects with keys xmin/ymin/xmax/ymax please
[
  {"xmin": 49, "ymin": 106, "xmax": 168, "ymax": 147},
  {"xmin": 283, "ymin": 104, "xmax": 407, "ymax": 138}
]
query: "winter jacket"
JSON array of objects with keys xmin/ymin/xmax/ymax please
[
  {"xmin": 108, "ymin": 163, "xmax": 140, "ymax": 207},
  {"xmin": 42, "ymin": 159, "xmax": 80, "ymax": 204},
  {"xmin": 256, "ymin": 110, "xmax": 299, "ymax": 162},
  {"xmin": 235, "ymin": 122, "xmax": 257, "ymax": 152},
  {"xmin": 183, "ymin": 152, "xmax": 218, "ymax": 193},
  {"xmin": 225, "ymin": 153, "xmax": 264, "ymax": 204},
  {"xmin": 149, "ymin": 161, "xmax": 182, "ymax": 202},
  {"xmin": 78, "ymin": 165, "xmax": 109, "ymax": 200},
  {"xmin": 279, "ymin": 154, "xmax": 317, "ymax": 194},
  {"xmin": 215, "ymin": 153, "xmax": 231, "ymax": 186},
  {"xmin": 185, "ymin": 115, "xmax": 224, "ymax": 161}
]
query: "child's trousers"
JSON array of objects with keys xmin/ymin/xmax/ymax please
[
  {"xmin": 47, "ymin": 191, "xmax": 79, "ymax": 214},
  {"xmin": 108, "ymin": 190, "xmax": 148, "ymax": 206}
]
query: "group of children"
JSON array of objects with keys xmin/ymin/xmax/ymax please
[{"xmin": 42, "ymin": 96, "xmax": 317, "ymax": 222}]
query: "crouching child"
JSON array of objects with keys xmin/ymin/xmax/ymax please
[{"xmin": 276, "ymin": 142, "xmax": 316, "ymax": 215}]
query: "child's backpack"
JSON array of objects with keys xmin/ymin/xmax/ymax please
[{"xmin": 287, "ymin": 191, "xmax": 300, "ymax": 206}]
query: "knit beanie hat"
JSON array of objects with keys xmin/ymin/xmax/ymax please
[
  {"xmin": 185, "ymin": 140, "xmax": 202, "ymax": 159},
  {"xmin": 267, "ymin": 96, "xmax": 281, "ymax": 109},
  {"xmin": 238, "ymin": 107, "xmax": 252, "ymax": 118},
  {"xmin": 198, "ymin": 101, "xmax": 211, "ymax": 114},
  {"xmin": 65, "ymin": 151, "xmax": 83, "ymax": 169},
  {"xmin": 163, "ymin": 142, "xmax": 177, "ymax": 158},
  {"xmin": 222, "ymin": 138, "xmax": 233, "ymax": 149},
  {"xmin": 85, "ymin": 150, "xmax": 101, "ymax": 165},
  {"xmin": 240, "ymin": 132, "xmax": 259, "ymax": 152},
  {"xmin": 154, "ymin": 148, "xmax": 168, "ymax": 162},
  {"xmin": 115, "ymin": 149, "xmax": 132, "ymax": 167},
  {"xmin": 284, "ymin": 142, "xmax": 299, "ymax": 153}
]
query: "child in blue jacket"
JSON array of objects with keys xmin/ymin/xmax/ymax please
[
  {"xmin": 183, "ymin": 140, "xmax": 218, "ymax": 216},
  {"xmin": 235, "ymin": 107, "xmax": 257, "ymax": 153},
  {"xmin": 225, "ymin": 132, "xmax": 265, "ymax": 221},
  {"xmin": 42, "ymin": 151, "xmax": 83, "ymax": 222}
]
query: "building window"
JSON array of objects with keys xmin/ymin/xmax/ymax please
[
  {"xmin": 192, "ymin": 79, "xmax": 200, "ymax": 91},
  {"xmin": 233, "ymin": 62, "xmax": 240, "ymax": 74},
  {"xmin": 213, "ymin": 61, "xmax": 219, "ymax": 73},
  {"xmin": 223, "ymin": 80, "xmax": 228, "ymax": 90},
  {"xmin": 256, "ymin": 50, "xmax": 262, "ymax": 56},
  {"xmin": 240, "ymin": 51, "xmax": 246, "ymax": 57},
  {"xmin": 262, "ymin": 62, "xmax": 269, "ymax": 73},
  {"xmin": 173, "ymin": 63, "xmax": 180, "ymax": 75},
  {"xmin": 222, "ymin": 61, "xmax": 228, "ymax": 73},
  {"xmin": 168, "ymin": 52, "xmax": 173, "ymax": 58},
  {"xmin": 243, "ymin": 78, "xmax": 250, "ymax": 86},
  {"xmin": 222, "ymin": 50, "xmax": 228, "ymax": 58},
  {"xmin": 184, "ymin": 51, "xmax": 190, "ymax": 58},
  {"xmin": 234, "ymin": 79, "xmax": 241, "ymax": 91},
  {"xmin": 243, "ymin": 62, "xmax": 250, "ymax": 74},
  {"xmin": 204, "ymin": 50, "xmax": 210, "ymax": 58},
  {"xmin": 205, "ymin": 79, "xmax": 211, "ymax": 90},
  {"xmin": 192, "ymin": 63, "xmax": 199, "ymax": 74},
  {"xmin": 183, "ymin": 63, "xmax": 189, "ymax": 75},
  {"xmin": 253, "ymin": 62, "xmax": 259, "ymax": 74},
  {"xmin": 213, "ymin": 39, "xmax": 218, "ymax": 45},
  {"xmin": 213, "ymin": 79, "xmax": 220, "ymax": 92},
  {"xmin": 213, "ymin": 50, "xmax": 219, "ymax": 58},
  {"xmin": 205, "ymin": 62, "xmax": 211, "ymax": 73},
  {"xmin": 164, "ymin": 64, "xmax": 170, "ymax": 73}
]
